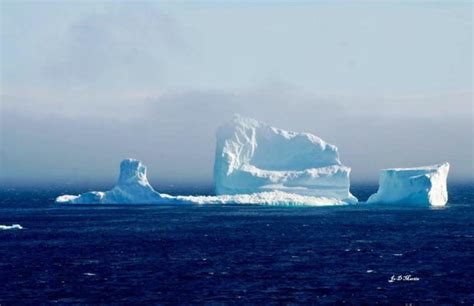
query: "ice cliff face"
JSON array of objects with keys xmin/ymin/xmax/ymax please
[
  {"xmin": 214, "ymin": 115, "xmax": 357, "ymax": 204},
  {"xmin": 367, "ymin": 163, "xmax": 450, "ymax": 206}
]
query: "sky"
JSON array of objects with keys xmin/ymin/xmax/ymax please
[{"xmin": 1, "ymin": 0, "xmax": 473, "ymax": 187}]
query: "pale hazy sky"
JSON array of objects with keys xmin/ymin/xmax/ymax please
[{"xmin": 1, "ymin": 1, "xmax": 473, "ymax": 186}]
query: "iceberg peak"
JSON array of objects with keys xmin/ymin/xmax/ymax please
[{"xmin": 118, "ymin": 158, "xmax": 149, "ymax": 186}]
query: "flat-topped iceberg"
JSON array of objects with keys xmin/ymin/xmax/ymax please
[
  {"xmin": 56, "ymin": 158, "xmax": 349, "ymax": 206},
  {"xmin": 214, "ymin": 115, "xmax": 357, "ymax": 204},
  {"xmin": 367, "ymin": 163, "xmax": 450, "ymax": 206}
]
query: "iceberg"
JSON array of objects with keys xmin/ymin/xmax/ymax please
[
  {"xmin": 56, "ymin": 159, "xmax": 172, "ymax": 204},
  {"xmin": 214, "ymin": 115, "xmax": 357, "ymax": 203},
  {"xmin": 367, "ymin": 163, "xmax": 450, "ymax": 206},
  {"xmin": 56, "ymin": 116, "xmax": 358, "ymax": 206},
  {"xmin": 56, "ymin": 158, "xmax": 351, "ymax": 206}
]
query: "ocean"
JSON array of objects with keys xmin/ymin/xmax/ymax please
[{"xmin": 0, "ymin": 183, "xmax": 473, "ymax": 304}]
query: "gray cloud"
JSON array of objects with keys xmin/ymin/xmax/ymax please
[
  {"xmin": 45, "ymin": 4, "xmax": 184, "ymax": 87},
  {"xmin": 2, "ymin": 88, "xmax": 472, "ymax": 187},
  {"xmin": 1, "ymin": 2, "xmax": 472, "ymax": 188},
  {"xmin": 2, "ymin": 1, "xmax": 188, "ymax": 92}
]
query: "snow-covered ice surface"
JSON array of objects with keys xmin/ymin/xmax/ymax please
[
  {"xmin": 56, "ymin": 159, "xmax": 350, "ymax": 206},
  {"xmin": 367, "ymin": 163, "xmax": 450, "ymax": 206},
  {"xmin": 214, "ymin": 115, "xmax": 357, "ymax": 204},
  {"xmin": 0, "ymin": 224, "xmax": 23, "ymax": 230}
]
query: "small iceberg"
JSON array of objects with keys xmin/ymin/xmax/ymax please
[
  {"xmin": 367, "ymin": 163, "xmax": 449, "ymax": 206},
  {"xmin": 0, "ymin": 224, "xmax": 23, "ymax": 230},
  {"xmin": 56, "ymin": 159, "xmax": 170, "ymax": 205}
]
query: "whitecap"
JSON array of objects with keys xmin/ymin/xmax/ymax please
[{"xmin": 0, "ymin": 224, "xmax": 23, "ymax": 230}]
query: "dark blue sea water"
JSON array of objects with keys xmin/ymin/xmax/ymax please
[{"xmin": 0, "ymin": 183, "xmax": 473, "ymax": 304}]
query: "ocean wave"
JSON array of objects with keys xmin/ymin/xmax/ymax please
[{"xmin": 0, "ymin": 224, "xmax": 23, "ymax": 230}]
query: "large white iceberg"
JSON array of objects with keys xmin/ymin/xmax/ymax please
[
  {"xmin": 56, "ymin": 158, "xmax": 350, "ymax": 206},
  {"xmin": 367, "ymin": 163, "xmax": 450, "ymax": 206},
  {"xmin": 57, "ymin": 116, "xmax": 358, "ymax": 206},
  {"xmin": 214, "ymin": 115, "xmax": 357, "ymax": 203}
]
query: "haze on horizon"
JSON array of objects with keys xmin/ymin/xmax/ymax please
[{"xmin": 1, "ymin": 1, "xmax": 473, "ymax": 186}]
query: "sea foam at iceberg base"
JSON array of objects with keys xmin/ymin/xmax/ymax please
[
  {"xmin": 367, "ymin": 163, "xmax": 450, "ymax": 207},
  {"xmin": 56, "ymin": 159, "xmax": 350, "ymax": 206}
]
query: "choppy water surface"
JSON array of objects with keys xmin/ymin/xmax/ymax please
[{"xmin": 0, "ymin": 184, "xmax": 473, "ymax": 304}]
